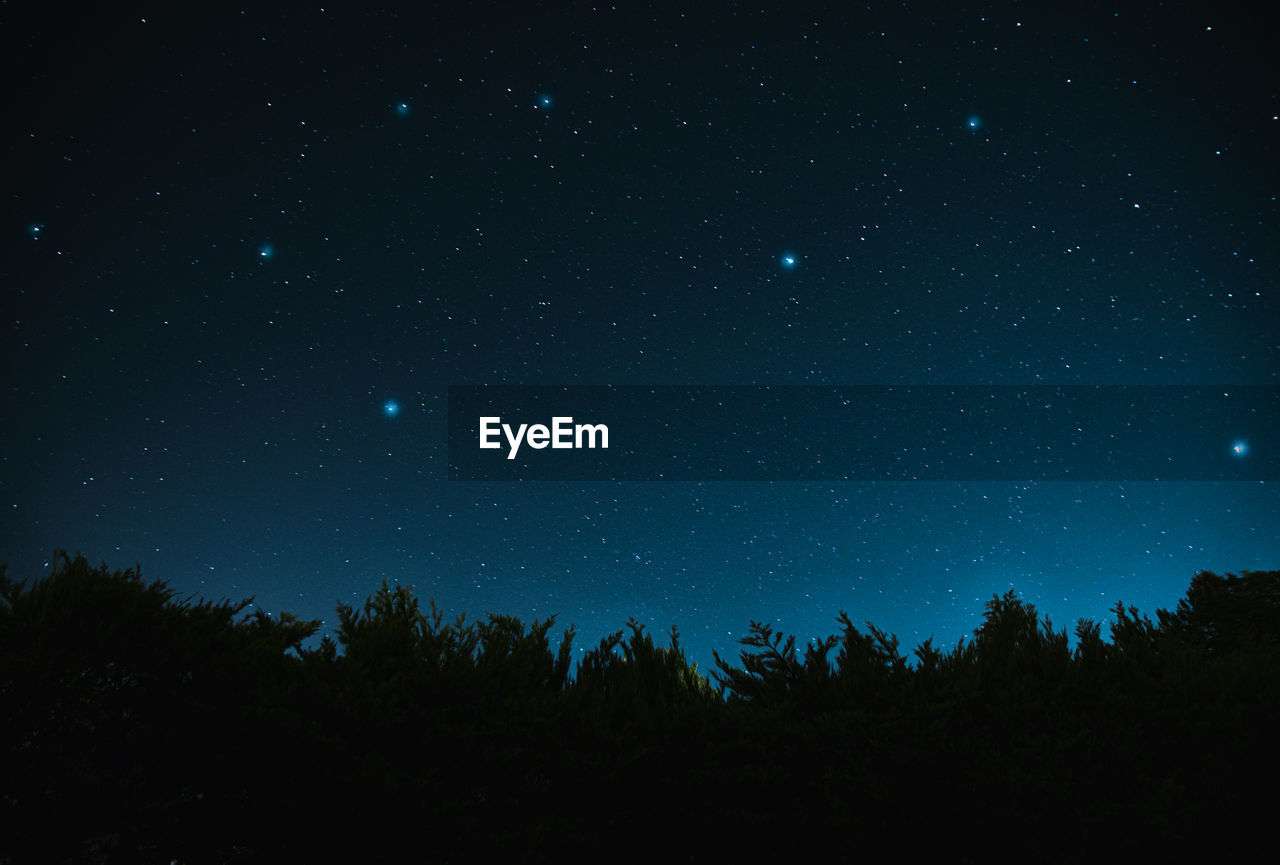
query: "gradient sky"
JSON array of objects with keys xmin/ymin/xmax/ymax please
[{"xmin": 3, "ymin": 2, "xmax": 1276, "ymax": 671}]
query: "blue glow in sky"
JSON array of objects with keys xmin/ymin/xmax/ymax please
[{"xmin": 3, "ymin": 1, "xmax": 1276, "ymax": 676}]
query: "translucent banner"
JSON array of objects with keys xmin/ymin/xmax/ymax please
[{"xmin": 447, "ymin": 386, "xmax": 1276, "ymax": 481}]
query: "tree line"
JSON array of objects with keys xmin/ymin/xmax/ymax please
[{"xmin": 2, "ymin": 553, "xmax": 1277, "ymax": 862}]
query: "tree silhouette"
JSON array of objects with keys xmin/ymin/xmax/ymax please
[
  {"xmin": 1156, "ymin": 569, "xmax": 1280, "ymax": 655},
  {"xmin": 3, "ymin": 555, "xmax": 1278, "ymax": 861},
  {"xmin": 0, "ymin": 552, "xmax": 320, "ymax": 862}
]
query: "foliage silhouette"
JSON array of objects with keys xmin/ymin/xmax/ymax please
[
  {"xmin": 2, "ymin": 555, "xmax": 1277, "ymax": 862},
  {"xmin": 1157, "ymin": 569, "xmax": 1280, "ymax": 655}
]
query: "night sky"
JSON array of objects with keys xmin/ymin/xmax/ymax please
[{"xmin": 4, "ymin": 2, "xmax": 1277, "ymax": 671}]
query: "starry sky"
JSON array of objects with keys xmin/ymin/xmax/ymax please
[{"xmin": 4, "ymin": 2, "xmax": 1277, "ymax": 670}]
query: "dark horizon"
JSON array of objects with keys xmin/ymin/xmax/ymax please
[{"xmin": 5, "ymin": 555, "xmax": 1278, "ymax": 860}]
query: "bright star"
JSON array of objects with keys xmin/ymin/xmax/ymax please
[
  {"xmin": 537, "ymin": 93, "xmax": 553, "ymax": 109},
  {"xmin": 258, "ymin": 243, "xmax": 274, "ymax": 260},
  {"xmin": 383, "ymin": 400, "xmax": 400, "ymax": 418},
  {"xmin": 780, "ymin": 252, "xmax": 798, "ymax": 270},
  {"xmin": 966, "ymin": 115, "xmax": 982, "ymax": 131},
  {"xmin": 1232, "ymin": 440, "xmax": 1249, "ymax": 457},
  {"xmin": 395, "ymin": 101, "xmax": 410, "ymax": 116}
]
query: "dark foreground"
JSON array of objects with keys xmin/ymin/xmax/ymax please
[{"xmin": 3, "ymin": 554, "xmax": 1277, "ymax": 862}]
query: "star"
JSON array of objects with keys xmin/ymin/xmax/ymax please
[
  {"xmin": 383, "ymin": 400, "xmax": 400, "ymax": 418},
  {"xmin": 537, "ymin": 94, "xmax": 553, "ymax": 109},
  {"xmin": 780, "ymin": 252, "xmax": 798, "ymax": 270},
  {"xmin": 966, "ymin": 115, "xmax": 982, "ymax": 131},
  {"xmin": 1232, "ymin": 440, "xmax": 1249, "ymax": 457},
  {"xmin": 395, "ymin": 101, "xmax": 410, "ymax": 116},
  {"xmin": 258, "ymin": 243, "xmax": 274, "ymax": 260}
]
